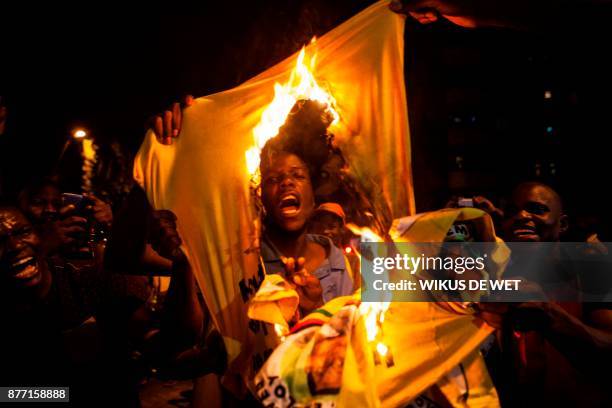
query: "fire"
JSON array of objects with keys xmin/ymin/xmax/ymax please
[
  {"xmin": 274, "ymin": 323, "xmax": 288, "ymax": 341},
  {"xmin": 347, "ymin": 224, "xmax": 392, "ymax": 363},
  {"xmin": 376, "ymin": 342, "xmax": 389, "ymax": 357},
  {"xmin": 246, "ymin": 42, "xmax": 340, "ymax": 179},
  {"xmin": 346, "ymin": 224, "xmax": 383, "ymax": 243},
  {"xmin": 360, "ymin": 301, "xmax": 390, "ymax": 338}
]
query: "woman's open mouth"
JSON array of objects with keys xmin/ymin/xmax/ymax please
[{"xmin": 278, "ymin": 193, "xmax": 301, "ymax": 217}]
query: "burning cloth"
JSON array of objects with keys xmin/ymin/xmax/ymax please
[
  {"xmin": 134, "ymin": 0, "xmax": 412, "ymax": 393},
  {"xmin": 250, "ymin": 208, "xmax": 504, "ymax": 407}
]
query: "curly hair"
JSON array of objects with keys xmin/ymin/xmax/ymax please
[
  {"xmin": 260, "ymin": 99, "xmax": 333, "ymax": 180},
  {"xmin": 259, "ymin": 99, "xmax": 391, "ymax": 236}
]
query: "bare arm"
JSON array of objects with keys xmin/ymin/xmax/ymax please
[
  {"xmin": 104, "ymin": 185, "xmax": 150, "ymax": 273},
  {"xmin": 146, "ymin": 209, "xmax": 215, "ymax": 371},
  {"xmin": 390, "ymin": 0, "xmax": 612, "ymax": 31},
  {"xmin": 160, "ymin": 253, "xmax": 206, "ymax": 355},
  {"xmin": 104, "ymin": 186, "xmax": 173, "ymax": 274},
  {"xmin": 512, "ymin": 302, "xmax": 612, "ymax": 375}
]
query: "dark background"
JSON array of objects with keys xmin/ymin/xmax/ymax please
[{"xmin": 1, "ymin": 1, "xmax": 611, "ymax": 237}]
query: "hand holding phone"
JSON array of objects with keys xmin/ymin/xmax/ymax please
[
  {"xmin": 457, "ymin": 197, "xmax": 474, "ymax": 208},
  {"xmin": 59, "ymin": 193, "xmax": 92, "ymax": 255},
  {"xmin": 61, "ymin": 193, "xmax": 90, "ymax": 216}
]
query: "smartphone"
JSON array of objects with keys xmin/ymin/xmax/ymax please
[
  {"xmin": 61, "ymin": 193, "xmax": 95, "ymax": 258},
  {"xmin": 457, "ymin": 197, "xmax": 474, "ymax": 208},
  {"xmin": 62, "ymin": 193, "xmax": 88, "ymax": 214}
]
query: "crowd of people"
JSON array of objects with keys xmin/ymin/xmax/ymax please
[
  {"xmin": 1, "ymin": 0, "xmax": 612, "ymax": 407},
  {"xmin": 3, "ymin": 101, "xmax": 611, "ymax": 407}
]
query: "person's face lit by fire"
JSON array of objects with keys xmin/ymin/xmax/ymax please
[
  {"xmin": 25, "ymin": 184, "xmax": 62, "ymax": 224},
  {"xmin": 309, "ymin": 212, "xmax": 344, "ymax": 248},
  {"xmin": 0, "ymin": 207, "xmax": 46, "ymax": 290},
  {"xmin": 261, "ymin": 152, "xmax": 316, "ymax": 232},
  {"xmin": 501, "ymin": 183, "xmax": 568, "ymax": 242},
  {"xmin": 315, "ymin": 153, "xmax": 344, "ymax": 198}
]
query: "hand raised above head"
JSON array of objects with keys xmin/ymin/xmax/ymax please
[
  {"xmin": 149, "ymin": 95, "xmax": 195, "ymax": 145},
  {"xmin": 389, "ymin": 0, "xmax": 480, "ymax": 27}
]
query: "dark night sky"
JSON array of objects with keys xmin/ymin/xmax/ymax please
[
  {"xmin": 2, "ymin": 1, "xmax": 372, "ymax": 153},
  {"xmin": 1, "ymin": 1, "xmax": 371, "ymax": 184},
  {"xmin": 2, "ymin": 1, "xmax": 612, "ymax": 236}
]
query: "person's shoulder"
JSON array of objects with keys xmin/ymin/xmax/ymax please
[
  {"xmin": 306, "ymin": 233, "xmax": 331, "ymax": 247},
  {"xmin": 306, "ymin": 234, "xmax": 333, "ymax": 256}
]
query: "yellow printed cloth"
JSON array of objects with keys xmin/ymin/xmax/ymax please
[
  {"xmin": 254, "ymin": 295, "xmax": 499, "ymax": 407},
  {"xmin": 390, "ymin": 207, "xmax": 498, "ymax": 243},
  {"xmin": 252, "ymin": 208, "xmax": 504, "ymax": 407},
  {"xmin": 387, "ymin": 208, "xmax": 510, "ymax": 303},
  {"xmin": 134, "ymin": 0, "xmax": 412, "ymax": 393},
  {"xmin": 247, "ymin": 273, "xmax": 299, "ymax": 331}
]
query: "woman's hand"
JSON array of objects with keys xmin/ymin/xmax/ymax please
[{"xmin": 283, "ymin": 256, "xmax": 324, "ymax": 315}]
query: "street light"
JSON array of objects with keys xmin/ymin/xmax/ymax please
[{"xmin": 73, "ymin": 129, "xmax": 88, "ymax": 139}]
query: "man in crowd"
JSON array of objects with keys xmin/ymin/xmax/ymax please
[
  {"xmin": 469, "ymin": 182, "xmax": 612, "ymax": 406},
  {"xmin": 390, "ymin": 4, "xmax": 612, "ymax": 401},
  {"xmin": 499, "ymin": 182, "xmax": 567, "ymax": 244},
  {"xmin": 308, "ymin": 202, "xmax": 346, "ymax": 249},
  {"xmin": 308, "ymin": 202, "xmax": 361, "ymax": 289},
  {"xmin": 0, "ymin": 204, "xmax": 63, "ymax": 385},
  {"xmin": 18, "ymin": 177, "xmax": 112, "ymax": 258},
  {"xmin": 0, "ymin": 204, "xmax": 141, "ymax": 406},
  {"xmin": 16, "ymin": 178, "xmax": 154, "ymax": 405}
]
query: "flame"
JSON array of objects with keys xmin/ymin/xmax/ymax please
[
  {"xmin": 274, "ymin": 323, "xmax": 288, "ymax": 341},
  {"xmin": 376, "ymin": 342, "xmax": 389, "ymax": 357},
  {"xmin": 360, "ymin": 301, "xmax": 390, "ymax": 341},
  {"xmin": 348, "ymin": 223, "xmax": 392, "ymax": 361},
  {"xmin": 246, "ymin": 42, "xmax": 340, "ymax": 179},
  {"xmin": 346, "ymin": 224, "xmax": 383, "ymax": 243}
]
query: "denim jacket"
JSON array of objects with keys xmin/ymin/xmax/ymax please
[{"xmin": 260, "ymin": 233, "xmax": 354, "ymax": 302}]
